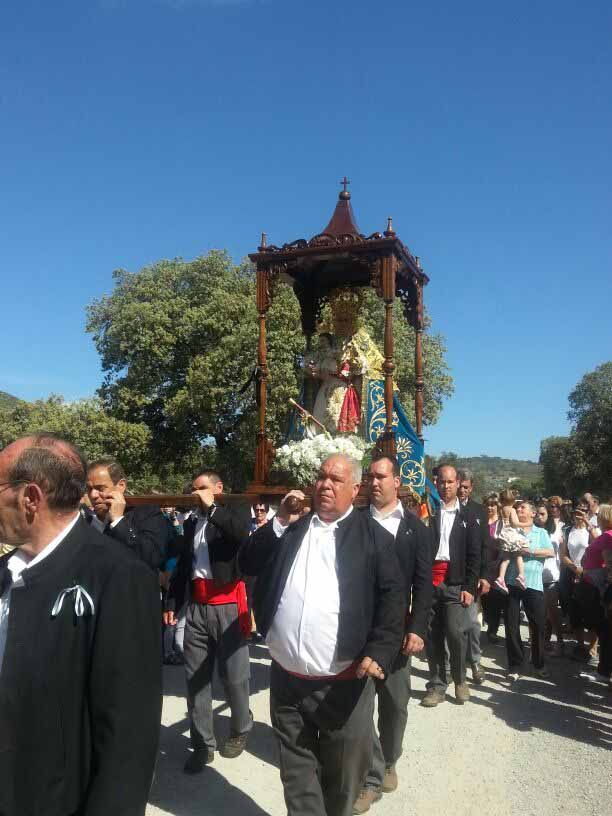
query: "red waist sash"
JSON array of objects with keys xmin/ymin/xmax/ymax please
[
  {"xmin": 276, "ymin": 659, "xmax": 359, "ymax": 681},
  {"xmin": 191, "ymin": 578, "xmax": 251, "ymax": 638},
  {"xmin": 432, "ymin": 560, "xmax": 449, "ymax": 587}
]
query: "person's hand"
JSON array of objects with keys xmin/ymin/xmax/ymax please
[
  {"xmin": 478, "ymin": 578, "xmax": 491, "ymax": 596},
  {"xmin": 104, "ymin": 490, "xmax": 126, "ymax": 522},
  {"xmin": 356, "ymin": 656, "xmax": 385, "ymax": 680},
  {"xmin": 276, "ymin": 490, "xmax": 306, "ymax": 525},
  {"xmin": 520, "ymin": 547, "xmax": 531, "ymax": 558},
  {"xmin": 460, "ymin": 591, "xmax": 474, "ymax": 607},
  {"xmin": 193, "ymin": 486, "xmax": 216, "ymax": 510},
  {"xmin": 163, "ymin": 610, "xmax": 177, "ymax": 626},
  {"xmin": 401, "ymin": 633, "xmax": 424, "ymax": 655},
  {"xmin": 575, "ymin": 565, "xmax": 584, "ymax": 577}
]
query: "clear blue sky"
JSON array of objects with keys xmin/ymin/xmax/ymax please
[{"xmin": 2, "ymin": 0, "xmax": 611, "ymax": 461}]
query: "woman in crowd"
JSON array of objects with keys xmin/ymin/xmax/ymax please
[
  {"xmin": 535, "ymin": 503, "xmax": 564, "ymax": 656},
  {"xmin": 577, "ymin": 504, "xmax": 612, "ymax": 682},
  {"xmin": 481, "ymin": 493, "xmax": 505, "ymax": 643},
  {"xmin": 504, "ymin": 500, "xmax": 554, "ymax": 681},
  {"xmin": 559, "ymin": 500, "xmax": 592, "ymax": 658}
]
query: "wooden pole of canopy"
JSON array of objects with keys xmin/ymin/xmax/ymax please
[
  {"xmin": 414, "ymin": 263, "xmax": 425, "ymax": 443},
  {"xmin": 380, "ymin": 254, "xmax": 397, "ymax": 455},
  {"xmin": 254, "ymin": 235, "xmax": 271, "ymax": 483}
]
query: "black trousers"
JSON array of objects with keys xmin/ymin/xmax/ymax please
[
  {"xmin": 481, "ymin": 589, "xmax": 506, "ymax": 635},
  {"xmin": 270, "ymin": 661, "xmax": 375, "ymax": 816},
  {"xmin": 505, "ymin": 587, "xmax": 545, "ymax": 671}
]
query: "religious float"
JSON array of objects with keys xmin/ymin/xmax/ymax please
[{"xmin": 128, "ymin": 180, "xmax": 435, "ymax": 510}]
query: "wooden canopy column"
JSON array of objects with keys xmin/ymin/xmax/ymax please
[
  {"xmin": 376, "ymin": 253, "xmax": 397, "ymax": 456},
  {"xmin": 254, "ymin": 234, "xmax": 272, "ymax": 485},
  {"xmin": 414, "ymin": 263, "xmax": 425, "ymax": 442}
]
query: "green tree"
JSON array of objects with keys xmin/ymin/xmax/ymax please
[
  {"xmin": 539, "ymin": 435, "xmax": 587, "ymax": 497},
  {"xmin": 0, "ymin": 396, "xmax": 154, "ymax": 487},
  {"xmin": 87, "ymin": 251, "xmax": 454, "ymax": 489},
  {"xmin": 568, "ymin": 362, "xmax": 612, "ymax": 494}
]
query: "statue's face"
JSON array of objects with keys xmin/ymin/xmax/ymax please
[{"xmin": 333, "ymin": 312, "xmax": 355, "ymax": 337}]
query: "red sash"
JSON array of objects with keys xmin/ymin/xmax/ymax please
[
  {"xmin": 432, "ymin": 560, "xmax": 449, "ymax": 587},
  {"xmin": 191, "ymin": 578, "xmax": 251, "ymax": 638}
]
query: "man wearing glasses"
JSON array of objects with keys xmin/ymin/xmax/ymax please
[{"xmin": 0, "ymin": 433, "xmax": 161, "ymax": 816}]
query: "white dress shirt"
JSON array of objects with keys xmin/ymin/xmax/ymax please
[
  {"xmin": 266, "ymin": 506, "xmax": 354, "ymax": 677},
  {"xmin": 436, "ymin": 498, "xmax": 460, "ymax": 561},
  {"xmin": 91, "ymin": 514, "xmax": 123, "ymax": 534},
  {"xmin": 0, "ymin": 513, "xmax": 80, "ymax": 672},
  {"xmin": 370, "ymin": 501, "xmax": 403, "ymax": 537},
  {"xmin": 192, "ymin": 511, "xmax": 213, "ymax": 579}
]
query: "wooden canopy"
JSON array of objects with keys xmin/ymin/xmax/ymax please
[{"xmin": 248, "ymin": 180, "xmax": 429, "ymax": 488}]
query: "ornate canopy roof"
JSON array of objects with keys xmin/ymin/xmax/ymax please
[{"xmin": 249, "ymin": 180, "xmax": 429, "ymax": 334}]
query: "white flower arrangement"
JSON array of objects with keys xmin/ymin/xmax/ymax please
[{"xmin": 271, "ymin": 435, "xmax": 368, "ymax": 487}]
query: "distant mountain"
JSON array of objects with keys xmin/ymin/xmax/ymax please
[{"xmin": 0, "ymin": 391, "xmax": 21, "ymax": 410}]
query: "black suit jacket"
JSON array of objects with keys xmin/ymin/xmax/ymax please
[
  {"xmin": 464, "ymin": 498, "xmax": 490, "ymax": 580},
  {"xmin": 167, "ymin": 504, "xmax": 252, "ymax": 613},
  {"xmin": 430, "ymin": 503, "xmax": 481, "ymax": 596},
  {"xmin": 101, "ymin": 504, "xmax": 170, "ymax": 572},
  {"xmin": 0, "ymin": 518, "xmax": 161, "ymax": 816},
  {"xmin": 238, "ymin": 507, "xmax": 406, "ymax": 674},
  {"xmin": 391, "ymin": 511, "xmax": 434, "ymax": 641}
]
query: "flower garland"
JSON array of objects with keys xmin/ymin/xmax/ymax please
[{"xmin": 271, "ymin": 435, "xmax": 368, "ymax": 487}]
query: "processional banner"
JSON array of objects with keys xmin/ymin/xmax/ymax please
[{"xmin": 366, "ymin": 380, "xmax": 432, "ymax": 496}]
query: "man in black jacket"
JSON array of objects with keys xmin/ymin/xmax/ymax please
[
  {"xmin": 353, "ymin": 455, "xmax": 433, "ymax": 814},
  {"xmin": 458, "ymin": 469, "xmax": 490, "ymax": 685},
  {"xmin": 165, "ymin": 470, "xmax": 252, "ymax": 772},
  {"xmin": 86, "ymin": 458, "xmax": 169, "ymax": 571},
  {"xmin": 0, "ymin": 434, "xmax": 161, "ymax": 816},
  {"xmin": 239, "ymin": 454, "xmax": 406, "ymax": 816},
  {"xmin": 421, "ymin": 464, "xmax": 481, "ymax": 707}
]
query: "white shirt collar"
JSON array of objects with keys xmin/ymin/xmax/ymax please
[
  {"xmin": 370, "ymin": 501, "xmax": 404, "ymax": 523},
  {"xmin": 441, "ymin": 498, "xmax": 460, "ymax": 514},
  {"xmin": 310, "ymin": 505, "xmax": 354, "ymax": 531},
  {"xmin": 6, "ymin": 513, "xmax": 80, "ymax": 583}
]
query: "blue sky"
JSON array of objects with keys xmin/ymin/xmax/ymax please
[{"xmin": 1, "ymin": 0, "xmax": 610, "ymax": 460}]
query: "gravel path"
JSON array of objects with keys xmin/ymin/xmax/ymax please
[{"xmin": 147, "ymin": 627, "xmax": 612, "ymax": 816}]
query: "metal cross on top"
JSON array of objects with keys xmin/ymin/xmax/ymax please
[{"xmin": 340, "ymin": 176, "xmax": 350, "ymax": 193}]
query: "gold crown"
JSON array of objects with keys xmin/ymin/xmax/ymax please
[{"xmin": 318, "ymin": 287, "xmax": 364, "ymax": 336}]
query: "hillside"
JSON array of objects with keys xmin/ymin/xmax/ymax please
[
  {"xmin": 429, "ymin": 453, "xmax": 543, "ymax": 498},
  {"xmin": 0, "ymin": 391, "xmax": 21, "ymax": 410}
]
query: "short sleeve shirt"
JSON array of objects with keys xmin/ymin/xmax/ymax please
[{"xmin": 506, "ymin": 526, "xmax": 551, "ymax": 592}]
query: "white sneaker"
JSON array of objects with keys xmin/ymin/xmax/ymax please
[{"xmin": 507, "ymin": 672, "xmax": 520, "ymax": 682}]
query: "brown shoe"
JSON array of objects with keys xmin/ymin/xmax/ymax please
[
  {"xmin": 455, "ymin": 682, "xmax": 470, "ymax": 704},
  {"xmin": 382, "ymin": 764, "xmax": 398, "ymax": 793},
  {"xmin": 219, "ymin": 731, "xmax": 249, "ymax": 759},
  {"xmin": 420, "ymin": 688, "xmax": 445, "ymax": 707},
  {"xmin": 352, "ymin": 788, "xmax": 382, "ymax": 814}
]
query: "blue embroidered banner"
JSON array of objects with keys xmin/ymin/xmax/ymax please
[{"xmin": 366, "ymin": 380, "xmax": 437, "ymax": 499}]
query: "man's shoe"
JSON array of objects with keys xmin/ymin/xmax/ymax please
[
  {"xmin": 420, "ymin": 688, "xmax": 445, "ymax": 707},
  {"xmin": 487, "ymin": 631, "xmax": 501, "ymax": 645},
  {"xmin": 454, "ymin": 682, "xmax": 470, "ymax": 704},
  {"xmin": 352, "ymin": 787, "xmax": 382, "ymax": 814},
  {"xmin": 471, "ymin": 663, "xmax": 486, "ymax": 685},
  {"xmin": 536, "ymin": 667, "xmax": 551, "ymax": 679},
  {"xmin": 183, "ymin": 748, "xmax": 214, "ymax": 774},
  {"xmin": 220, "ymin": 731, "xmax": 249, "ymax": 759},
  {"xmin": 382, "ymin": 764, "xmax": 398, "ymax": 793}
]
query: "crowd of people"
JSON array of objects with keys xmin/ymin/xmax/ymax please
[{"xmin": 0, "ymin": 433, "xmax": 610, "ymax": 816}]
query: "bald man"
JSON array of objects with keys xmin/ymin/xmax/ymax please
[{"xmin": 0, "ymin": 434, "xmax": 161, "ymax": 816}]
